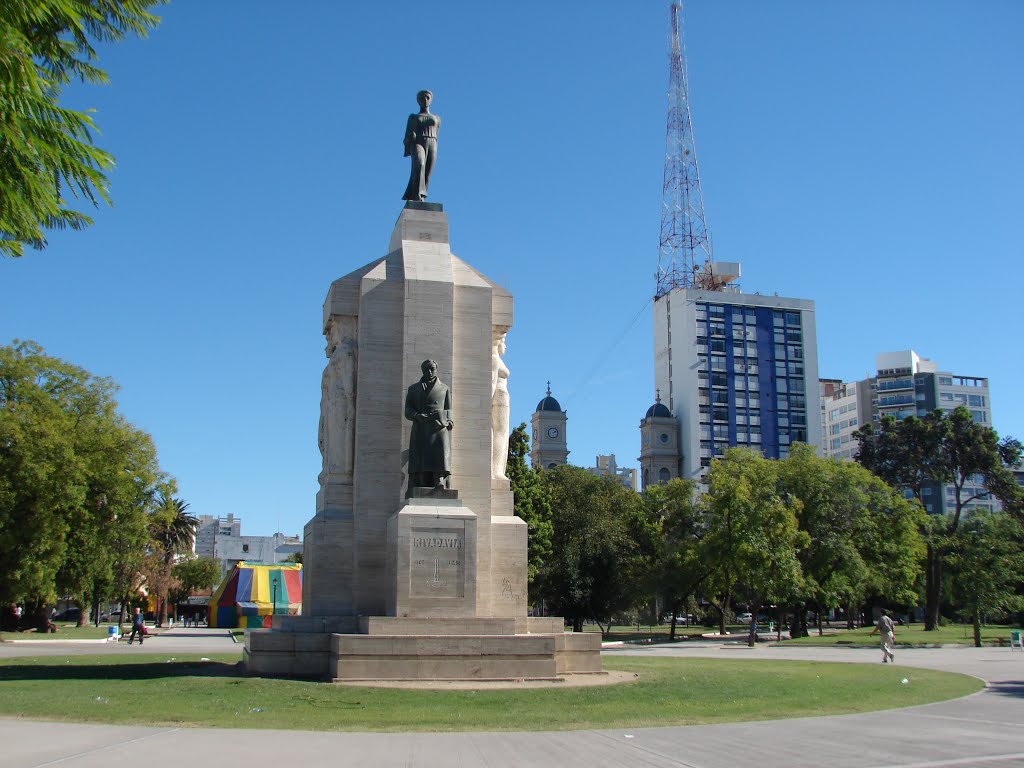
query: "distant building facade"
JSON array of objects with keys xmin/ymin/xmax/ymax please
[
  {"xmin": 588, "ymin": 454, "xmax": 638, "ymax": 490},
  {"xmin": 195, "ymin": 513, "xmax": 302, "ymax": 577},
  {"xmin": 821, "ymin": 350, "xmax": 997, "ymax": 514},
  {"xmin": 194, "ymin": 514, "xmax": 241, "ymax": 559},
  {"xmin": 653, "ymin": 285, "xmax": 822, "ymax": 487}
]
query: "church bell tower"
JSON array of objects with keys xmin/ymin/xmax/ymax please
[
  {"xmin": 639, "ymin": 390, "xmax": 680, "ymax": 490},
  {"xmin": 530, "ymin": 382, "xmax": 568, "ymax": 470}
]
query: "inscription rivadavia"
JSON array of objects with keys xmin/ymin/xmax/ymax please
[{"xmin": 413, "ymin": 536, "xmax": 464, "ymax": 549}]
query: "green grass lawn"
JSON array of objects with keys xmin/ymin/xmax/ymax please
[
  {"xmin": 0, "ymin": 624, "xmax": 119, "ymax": 641},
  {"xmin": 0, "ymin": 653, "xmax": 981, "ymax": 732},
  {"xmin": 580, "ymin": 623, "xmax": 712, "ymax": 642},
  {"xmin": 783, "ymin": 623, "xmax": 1019, "ymax": 646}
]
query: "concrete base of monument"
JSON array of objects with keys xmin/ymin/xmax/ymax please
[{"xmin": 243, "ymin": 616, "xmax": 602, "ymax": 682}]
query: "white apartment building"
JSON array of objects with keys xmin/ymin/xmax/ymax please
[
  {"xmin": 821, "ymin": 350, "xmax": 997, "ymax": 514},
  {"xmin": 195, "ymin": 513, "xmax": 302, "ymax": 577}
]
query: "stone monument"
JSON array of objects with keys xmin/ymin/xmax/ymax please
[{"xmin": 244, "ymin": 92, "xmax": 601, "ymax": 681}]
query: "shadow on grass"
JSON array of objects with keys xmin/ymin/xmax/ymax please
[
  {"xmin": 987, "ymin": 680, "xmax": 1024, "ymax": 699},
  {"xmin": 0, "ymin": 660, "xmax": 242, "ymax": 683}
]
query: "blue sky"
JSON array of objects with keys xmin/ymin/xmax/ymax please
[{"xmin": 2, "ymin": 1, "xmax": 1022, "ymax": 538}]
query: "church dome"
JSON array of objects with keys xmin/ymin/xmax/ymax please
[
  {"xmin": 536, "ymin": 382, "xmax": 562, "ymax": 412},
  {"xmin": 536, "ymin": 395, "xmax": 562, "ymax": 412},
  {"xmin": 645, "ymin": 390, "xmax": 671, "ymax": 418},
  {"xmin": 646, "ymin": 402, "xmax": 672, "ymax": 418}
]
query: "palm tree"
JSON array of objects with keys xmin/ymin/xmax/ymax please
[{"xmin": 149, "ymin": 494, "xmax": 198, "ymax": 625}]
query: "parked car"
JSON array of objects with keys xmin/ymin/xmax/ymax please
[
  {"xmin": 53, "ymin": 608, "xmax": 81, "ymax": 622},
  {"xmin": 736, "ymin": 612, "xmax": 754, "ymax": 624}
]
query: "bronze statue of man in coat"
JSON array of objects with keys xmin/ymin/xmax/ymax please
[{"xmin": 404, "ymin": 359, "xmax": 453, "ymax": 490}]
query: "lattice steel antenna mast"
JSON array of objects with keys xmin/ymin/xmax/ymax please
[{"xmin": 655, "ymin": 0, "xmax": 713, "ymax": 299}]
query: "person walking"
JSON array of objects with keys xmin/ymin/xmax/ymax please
[
  {"xmin": 128, "ymin": 607, "xmax": 145, "ymax": 645},
  {"xmin": 870, "ymin": 609, "xmax": 896, "ymax": 663}
]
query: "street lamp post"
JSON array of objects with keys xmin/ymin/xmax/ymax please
[{"xmin": 271, "ymin": 576, "xmax": 279, "ymax": 620}]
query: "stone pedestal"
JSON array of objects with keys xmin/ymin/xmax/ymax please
[
  {"xmin": 244, "ymin": 203, "xmax": 601, "ymax": 680},
  {"xmin": 386, "ymin": 495, "xmax": 478, "ymax": 618}
]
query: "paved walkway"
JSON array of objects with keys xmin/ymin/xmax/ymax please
[{"xmin": 2, "ymin": 631, "xmax": 1023, "ymax": 767}]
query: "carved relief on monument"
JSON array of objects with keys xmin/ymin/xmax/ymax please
[
  {"xmin": 491, "ymin": 328, "xmax": 511, "ymax": 480},
  {"xmin": 318, "ymin": 315, "xmax": 358, "ymax": 484}
]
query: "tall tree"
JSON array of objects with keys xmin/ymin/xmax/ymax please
[
  {"xmin": 506, "ymin": 423, "xmax": 552, "ymax": 600},
  {"xmin": 642, "ymin": 478, "xmax": 706, "ymax": 640},
  {"xmin": 857, "ymin": 408, "xmax": 1023, "ymax": 630},
  {"xmin": 779, "ymin": 445, "xmax": 925, "ymax": 637},
  {"xmin": 701, "ymin": 448, "xmax": 807, "ymax": 647},
  {"xmin": 539, "ymin": 465, "xmax": 649, "ymax": 634},
  {"xmin": 0, "ymin": 340, "xmax": 162, "ymax": 630},
  {"xmin": 148, "ymin": 492, "xmax": 197, "ymax": 626},
  {"xmin": 947, "ymin": 513, "xmax": 1024, "ymax": 647},
  {"xmin": 0, "ymin": 0, "xmax": 164, "ymax": 257}
]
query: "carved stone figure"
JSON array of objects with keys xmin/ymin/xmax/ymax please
[
  {"xmin": 491, "ymin": 330, "xmax": 510, "ymax": 480},
  {"xmin": 320, "ymin": 316, "xmax": 357, "ymax": 482},
  {"xmin": 404, "ymin": 359, "xmax": 453, "ymax": 490},
  {"xmin": 402, "ymin": 90, "xmax": 440, "ymax": 202}
]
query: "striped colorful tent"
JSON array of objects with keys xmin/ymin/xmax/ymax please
[{"xmin": 208, "ymin": 562, "xmax": 302, "ymax": 629}]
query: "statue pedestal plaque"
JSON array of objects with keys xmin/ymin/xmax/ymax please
[
  {"xmin": 387, "ymin": 497, "xmax": 478, "ymax": 617},
  {"xmin": 244, "ymin": 202, "xmax": 601, "ymax": 681}
]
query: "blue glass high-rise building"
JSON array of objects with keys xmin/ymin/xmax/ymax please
[{"xmin": 652, "ymin": 286, "xmax": 822, "ymax": 486}]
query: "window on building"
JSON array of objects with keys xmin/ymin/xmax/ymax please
[
  {"xmin": 940, "ymin": 392, "xmax": 954, "ymax": 402},
  {"xmin": 969, "ymin": 394, "xmax": 984, "ymax": 407},
  {"xmin": 659, "ymin": 468, "xmax": 671, "ymax": 483}
]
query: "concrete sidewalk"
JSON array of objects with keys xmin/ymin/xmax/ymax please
[
  {"xmin": 3, "ymin": 639, "xmax": 1023, "ymax": 767},
  {"xmin": 0, "ymin": 625, "xmax": 238, "ymax": 658}
]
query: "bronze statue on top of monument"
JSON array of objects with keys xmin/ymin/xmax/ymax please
[
  {"xmin": 402, "ymin": 89, "xmax": 440, "ymax": 202},
  {"xmin": 404, "ymin": 359, "xmax": 453, "ymax": 492}
]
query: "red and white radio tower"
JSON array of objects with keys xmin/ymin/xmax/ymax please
[{"xmin": 655, "ymin": 0, "xmax": 714, "ymax": 299}]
